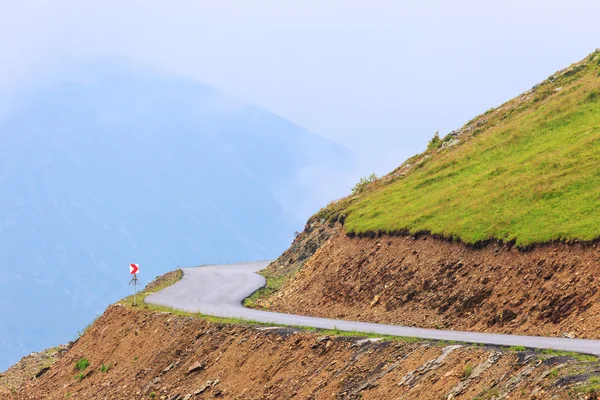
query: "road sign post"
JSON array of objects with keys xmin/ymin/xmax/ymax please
[{"xmin": 129, "ymin": 264, "xmax": 140, "ymax": 306}]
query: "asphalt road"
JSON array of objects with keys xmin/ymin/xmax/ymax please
[{"xmin": 145, "ymin": 261, "xmax": 600, "ymax": 355}]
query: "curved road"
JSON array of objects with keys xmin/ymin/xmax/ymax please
[{"xmin": 145, "ymin": 261, "xmax": 600, "ymax": 355}]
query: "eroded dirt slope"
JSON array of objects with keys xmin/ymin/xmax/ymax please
[
  {"xmin": 11, "ymin": 305, "xmax": 600, "ymax": 399},
  {"xmin": 257, "ymin": 222, "xmax": 600, "ymax": 339}
]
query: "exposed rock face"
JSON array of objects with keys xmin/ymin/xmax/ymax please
[
  {"xmin": 258, "ymin": 227, "xmax": 600, "ymax": 339},
  {"xmin": 8, "ymin": 306, "xmax": 599, "ymax": 399},
  {"xmin": 187, "ymin": 361, "xmax": 206, "ymax": 374},
  {"xmin": 262, "ymin": 217, "xmax": 341, "ymax": 280}
]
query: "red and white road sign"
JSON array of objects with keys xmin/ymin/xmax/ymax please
[{"xmin": 129, "ymin": 263, "xmax": 139, "ymax": 275}]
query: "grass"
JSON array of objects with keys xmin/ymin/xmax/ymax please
[
  {"xmin": 243, "ymin": 273, "xmax": 286, "ymax": 308},
  {"xmin": 575, "ymin": 376, "xmax": 600, "ymax": 393},
  {"xmin": 196, "ymin": 312, "xmax": 424, "ymax": 344},
  {"xmin": 338, "ymin": 52, "xmax": 600, "ymax": 247},
  {"xmin": 508, "ymin": 345, "xmax": 527, "ymax": 352},
  {"xmin": 293, "ymin": 325, "xmax": 422, "ymax": 344},
  {"xmin": 539, "ymin": 349, "xmax": 598, "ymax": 362}
]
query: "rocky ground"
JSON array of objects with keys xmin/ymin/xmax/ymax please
[
  {"xmin": 262, "ymin": 217, "xmax": 340, "ymax": 282},
  {"xmin": 0, "ymin": 344, "xmax": 70, "ymax": 397},
  {"xmin": 253, "ymin": 221, "xmax": 600, "ymax": 340},
  {"xmin": 7, "ymin": 305, "xmax": 600, "ymax": 399},
  {"xmin": 7, "ymin": 224, "xmax": 600, "ymax": 399}
]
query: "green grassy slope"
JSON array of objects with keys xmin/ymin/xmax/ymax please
[{"xmin": 338, "ymin": 51, "xmax": 600, "ymax": 246}]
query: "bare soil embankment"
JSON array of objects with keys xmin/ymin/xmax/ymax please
[
  {"xmin": 9, "ymin": 305, "xmax": 600, "ymax": 399},
  {"xmin": 255, "ymin": 222, "xmax": 600, "ymax": 340}
]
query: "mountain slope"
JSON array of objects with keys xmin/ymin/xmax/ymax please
[
  {"xmin": 0, "ymin": 60, "xmax": 351, "ymax": 371},
  {"xmin": 334, "ymin": 50, "xmax": 600, "ymax": 246},
  {"xmin": 251, "ymin": 50, "xmax": 600, "ymax": 340},
  {"xmin": 9, "ymin": 304, "xmax": 600, "ymax": 399}
]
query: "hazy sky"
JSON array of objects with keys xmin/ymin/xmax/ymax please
[{"xmin": 2, "ymin": 0, "xmax": 600, "ymax": 177}]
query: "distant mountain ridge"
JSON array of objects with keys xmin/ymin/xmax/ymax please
[{"xmin": 0, "ymin": 60, "xmax": 352, "ymax": 370}]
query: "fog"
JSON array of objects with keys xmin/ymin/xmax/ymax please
[{"xmin": 2, "ymin": 1, "xmax": 600, "ymax": 184}]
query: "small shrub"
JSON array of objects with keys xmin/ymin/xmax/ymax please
[
  {"xmin": 351, "ymin": 173, "xmax": 377, "ymax": 194},
  {"xmin": 74, "ymin": 373, "xmax": 84, "ymax": 382},
  {"xmin": 427, "ymin": 131, "xmax": 441, "ymax": 150},
  {"xmin": 100, "ymin": 364, "xmax": 111, "ymax": 373},
  {"xmin": 149, "ymin": 392, "xmax": 156, "ymax": 398},
  {"xmin": 463, "ymin": 363, "xmax": 474, "ymax": 380},
  {"xmin": 75, "ymin": 358, "xmax": 89, "ymax": 371},
  {"xmin": 585, "ymin": 90, "xmax": 599, "ymax": 103}
]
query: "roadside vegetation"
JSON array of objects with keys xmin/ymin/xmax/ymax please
[
  {"xmin": 575, "ymin": 376, "xmax": 600, "ymax": 394},
  {"xmin": 120, "ymin": 269, "xmax": 183, "ymax": 308},
  {"xmin": 326, "ymin": 51, "xmax": 600, "ymax": 247},
  {"xmin": 539, "ymin": 349, "xmax": 598, "ymax": 362},
  {"xmin": 243, "ymin": 273, "xmax": 287, "ymax": 308}
]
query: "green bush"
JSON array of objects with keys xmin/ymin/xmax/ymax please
[
  {"xmin": 463, "ymin": 363, "xmax": 474, "ymax": 380},
  {"xmin": 75, "ymin": 358, "xmax": 89, "ymax": 371},
  {"xmin": 351, "ymin": 173, "xmax": 377, "ymax": 194},
  {"xmin": 427, "ymin": 131, "xmax": 441, "ymax": 150}
]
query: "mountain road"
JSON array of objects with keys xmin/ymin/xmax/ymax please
[{"xmin": 145, "ymin": 261, "xmax": 600, "ymax": 355}]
